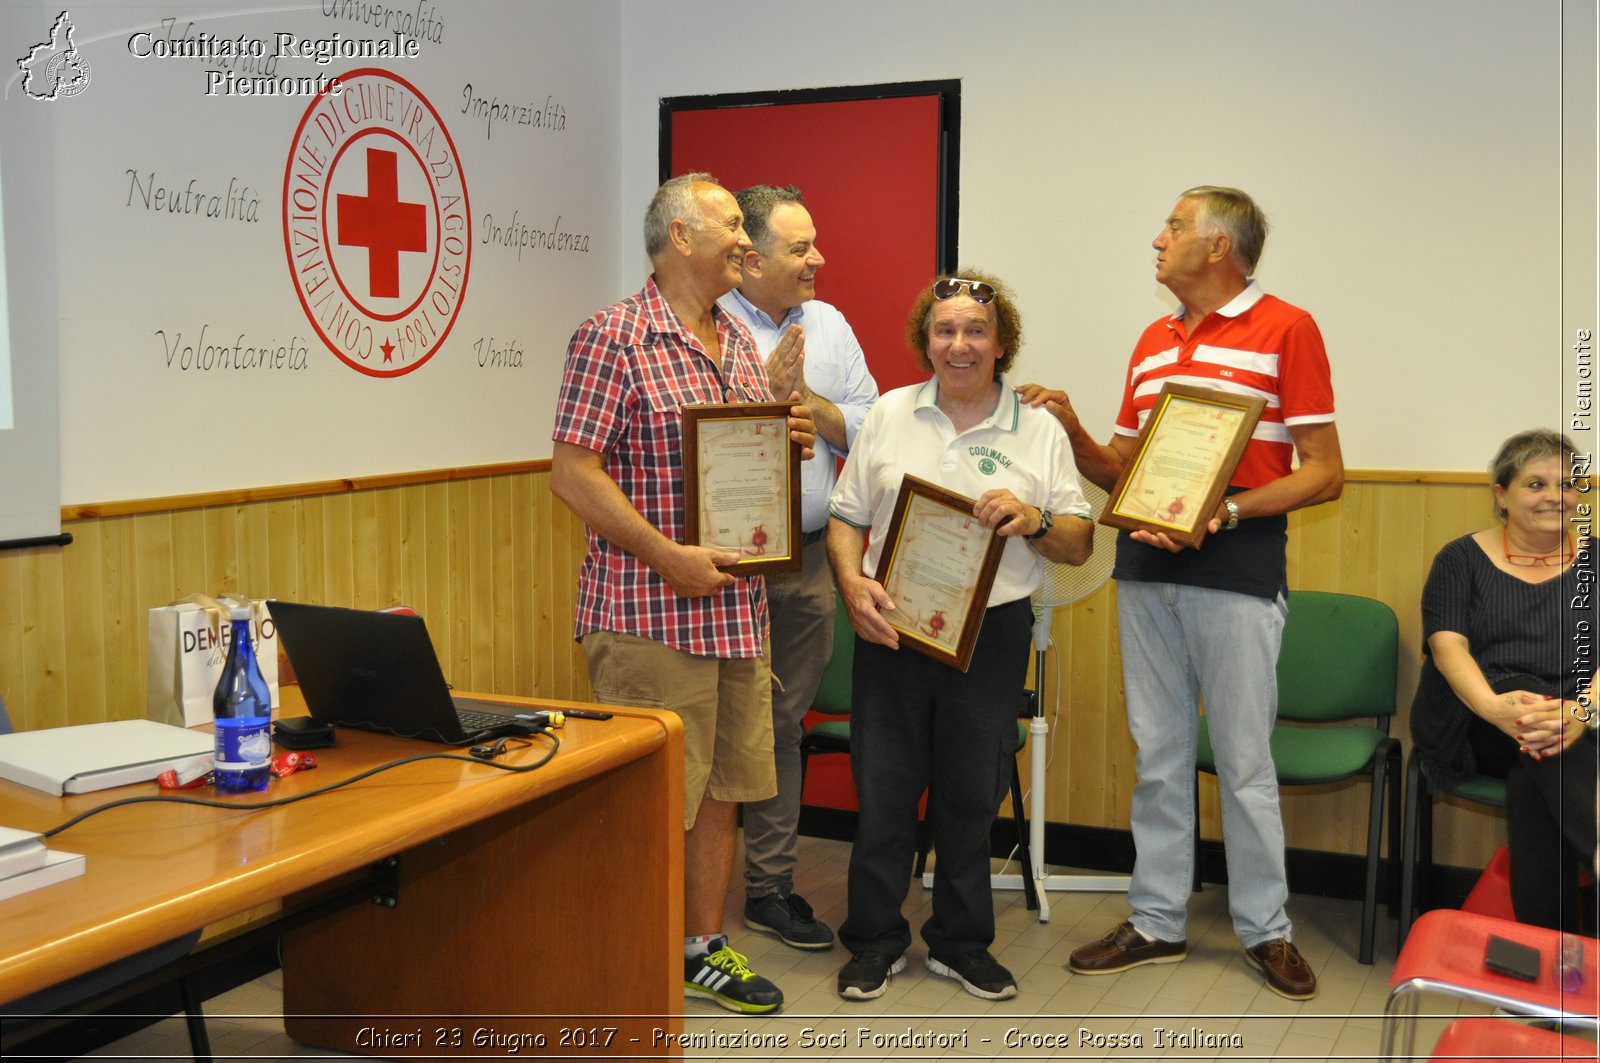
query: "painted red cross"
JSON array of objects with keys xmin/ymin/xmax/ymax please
[{"xmin": 337, "ymin": 147, "xmax": 426, "ymax": 298}]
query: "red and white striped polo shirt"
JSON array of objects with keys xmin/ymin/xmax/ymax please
[{"xmin": 1113, "ymin": 282, "xmax": 1335, "ymax": 488}]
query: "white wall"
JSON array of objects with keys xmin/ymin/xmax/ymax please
[
  {"xmin": 14, "ymin": 0, "xmax": 622, "ymax": 503},
  {"xmin": 620, "ymin": 0, "xmax": 1594, "ymax": 474},
  {"xmin": 13, "ymin": 0, "xmax": 1595, "ymax": 503}
]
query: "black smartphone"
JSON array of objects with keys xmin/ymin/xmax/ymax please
[{"xmin": 1484, "ymin": 934, "xmax": 1541, "ymax": 982}]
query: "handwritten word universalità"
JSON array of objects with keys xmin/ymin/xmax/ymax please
[
  {"xmin": 127, "ymin": 171, "xmax": 262, "ymax": 223},
  {"xmin": 321, "ymin": 0, "xmax": 444, "ymax": 47},
  {"xmin": 459, "ymin": 85, "xmax": 566, "ymax": 141},
  {"xmin": 158, "ymin": 326, "xmax": 310, "ymax": 371}
]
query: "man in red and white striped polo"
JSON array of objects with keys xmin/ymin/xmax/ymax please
[{"xmin": 1024, "ymin": 186, "xmax": 1344, "ymax": 1001}]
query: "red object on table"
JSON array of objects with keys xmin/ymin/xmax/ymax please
[
  {"xmin": 1460, "ymin": 846, "xmax": 1517, "ymax": 923},
  {"xmin": 1383, "ymin": 909, "xmax": 1599, "ymax": 1061}
]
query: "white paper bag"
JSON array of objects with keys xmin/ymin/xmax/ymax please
[{"xmin": 146, "ymin": 594, "xmax": 280, "ymax": 728}]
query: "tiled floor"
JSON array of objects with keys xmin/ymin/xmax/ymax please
[{"xmin": 80, "ymin": 835, "xmax": 1584, "ymax": 1061}]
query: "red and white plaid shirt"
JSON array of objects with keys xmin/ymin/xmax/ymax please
[{"xmin": 552, "ymin": 277, "xmax": 771, "ymax": 658}]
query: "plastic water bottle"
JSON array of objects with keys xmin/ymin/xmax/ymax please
[
  {"xmin": 1557, "ymin": 933, "xmax": 1585, "ymax": 991},
  {"xmin": 213, "ymin": 603, "xmax": 272, "ymax": 793}
]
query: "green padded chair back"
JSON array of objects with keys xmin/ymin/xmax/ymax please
[
  {"xmin": 811, "ymin": 594, "xmax": 857, "ymax": 717},
  {"xmin": 1276, "ymin": 590, "xmax": 1399, "ymax": 725}
]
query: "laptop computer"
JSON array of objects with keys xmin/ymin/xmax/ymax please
[{"xmin": 267, "ymin": 600, "xmax": 548, "ymax": 745}]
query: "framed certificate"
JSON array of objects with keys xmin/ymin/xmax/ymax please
[
  {"xmin": 1101, "ymin": 383, "xmax": 1267, "ymax": 548},
  {"xmin": 682, "ymin": 402, "xmax": 802, "ymax": 575},
  {"xmin": 871, "ymin": 475, "xmax": 1004, "ymax": 672}
]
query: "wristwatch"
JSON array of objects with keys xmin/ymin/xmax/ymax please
[
  {"xmin": 1223, "ymin": 498, "xmax": 1241, "ymax": 531},
  {"xmin": 1027, "ymin": 508, "xmax": 1054, "ymax": 540},
  {"xmin": 1571, "ymin": 696, "xmax": 1597, "ymax": 731}
]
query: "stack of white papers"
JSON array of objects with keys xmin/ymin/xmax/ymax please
[
  {"xmin": 0, "ymin": 826, "xmax": 84, "ymax": 902},
  {"xmin": 0, "ymin": 719, "xmax": 213, "ymax": 796}
]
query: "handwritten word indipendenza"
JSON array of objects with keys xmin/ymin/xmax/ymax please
[{"xmin": 481, "ymin": 211, "xmax": 589, "ymax": 261}]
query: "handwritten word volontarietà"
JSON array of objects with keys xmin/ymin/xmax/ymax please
[{"xmin": 157, "ymin": 326, "xmax": 310, "ymax": 371}]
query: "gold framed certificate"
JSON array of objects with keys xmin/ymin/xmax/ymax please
[
  {"xmin": 1101, "ymin": 383, "xmax": 1267, "ymax": 548},
  {"xmin": 682, "ymin": 402, "xmax": 801, "ymax": 576},
  {"xmin": 871, "ymin": 475, "xmax": 1004, "ymax": 672}
]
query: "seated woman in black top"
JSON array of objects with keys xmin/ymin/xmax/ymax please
[{"xmin": 1410, "ymin": 429, "xmax": 1598, "ymax": 932}]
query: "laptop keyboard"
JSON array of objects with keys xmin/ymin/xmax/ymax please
[{"xmin": 455, "ymin": 707, "xmax": 514, "ymax": 732}]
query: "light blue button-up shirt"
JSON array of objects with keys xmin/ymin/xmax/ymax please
[{"xmin": 719, "ymin": 288, "xmax": 880, "ymax": 532}]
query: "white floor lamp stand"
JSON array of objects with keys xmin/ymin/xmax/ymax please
[{"xmin": 922, "ymin": 485, "xmax": 1130, "ymax": 922}]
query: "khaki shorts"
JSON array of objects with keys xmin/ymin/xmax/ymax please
[{"xmin": 582, "ymin": 631, "xmax": 776, "ymax": 829}]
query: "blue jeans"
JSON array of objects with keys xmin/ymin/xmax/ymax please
[{"xmin": 1117, "ymin": 580, "xmax": 1292, "ymax": 948}]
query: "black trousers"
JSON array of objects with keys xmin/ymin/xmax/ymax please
[
  {"xmin": 1505, "ymin": 733, "xmax": 1599, "ymax": 933},
  {"xmin": 838, "ymin": 598, "xmax": 1031, "ymax": 959},
  {"xmin": 1470, "ymin": 712, "xmax": 1598, "ymax": 932}
]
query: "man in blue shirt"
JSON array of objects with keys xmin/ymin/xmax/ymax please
[{"xmin": 719, "ymin": 185, "xmax": 879, "ymax": 949}]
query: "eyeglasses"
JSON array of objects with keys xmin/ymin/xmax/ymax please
[
  {"xmin": 931, "ymin": 277, "xmax": 996, "ymax": 304},
  {"xmin": 1502, "ymin": 527, "xmax": 1575, "ymax": 568}
]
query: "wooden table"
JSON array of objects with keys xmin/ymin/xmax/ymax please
[{"xmin": 0, "ymin": 691, "xmax": 684, "ymax": 1057}]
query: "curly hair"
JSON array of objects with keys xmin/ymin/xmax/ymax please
[{"xmin": 904, "ymin": 268, "xmax": 1023, "ymax": 378}]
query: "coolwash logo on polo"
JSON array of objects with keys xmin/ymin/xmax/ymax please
[
  {"xmin": 969, "ymin": 445, "xmax": 1012, "ymax": 475},
  {"xmin": 282, "ymin": 68, "xmax": 469, "ymax": 377}
]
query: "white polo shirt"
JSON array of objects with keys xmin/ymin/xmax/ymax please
[{"xmin": 829, "ymin": 375, "xmax": 1091, "ymax": 607}]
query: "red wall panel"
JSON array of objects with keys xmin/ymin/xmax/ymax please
[{"xmin": 669, "ymin": 95, "xmax": 941, "ymax": 394}]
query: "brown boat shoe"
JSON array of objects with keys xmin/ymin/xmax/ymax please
[
  {"xmin": 1068, "ymin": 920, "xmax": 1187, "ymax": 974},
  {"xmin": 1245, "ymin": 938, "xmax": 1317, "ymax": 1000}
]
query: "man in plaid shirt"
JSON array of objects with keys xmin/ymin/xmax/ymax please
[{"xmin": 551, "ymin": 173, "xmax": 814, "ymax": 1014}]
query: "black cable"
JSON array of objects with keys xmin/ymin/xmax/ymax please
[{"xmin": 38, "ymin": 731, "xmax": 560, "ymax": 839}]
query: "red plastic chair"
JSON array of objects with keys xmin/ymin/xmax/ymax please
[
  {"xmin": 1383, "ymin": 909, "xmax": 1599, "ymax": 1061},
  {"xmin": 1460, "ymin": 846, "xmax": 1518, "ymax": 923},
  {"xmin": 1426, "ymin": 1017, "xmax": 1597, "ymax": 1061}
]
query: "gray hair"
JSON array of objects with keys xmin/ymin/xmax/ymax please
[
  {"xmin": 644, "ymin": 172, "xmax": 717, "ymax": 257},
  {"xmin": 1181, "ymin": 185, "xmax": 1269, "ymax": 275},
  {"xmin": 1490, "ymin": 428, "xmax": 1577, "ymax": 520},
  {"xmin": 734, "ymin": 185, "xmax": 805, "ymax": 255}
]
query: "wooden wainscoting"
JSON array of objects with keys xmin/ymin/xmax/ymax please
[
  {"xmin": 0, "ymin": 469, "xmax": 1502, "ymax": 869},
  {"xmin": 1028, "ymin": 474, "xmax": 1500, "ymax": 872}
]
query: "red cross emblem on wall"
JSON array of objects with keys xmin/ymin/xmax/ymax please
[
  {"xmin": 337, "ymin": 148, "xmax": 427, "ymax": 299},
  {"xmin": 282, "ymin": 69, "xmax": 471, "ymax": 378}
]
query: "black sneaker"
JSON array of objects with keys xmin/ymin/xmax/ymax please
[
  {"xmin": 744, "ymin": 891, "xmax": 835, "ymax": 950},
  {"xmin": 837, "ymin": 949, "xmax": 906, "ymax": 1000},
  {"xmin": 684, "ymin": 937, "xmax": 783, "ymax": 1014},
  {"xmin": 927, "ymin": 949, "xmax": 1018, "ymax": 1000}
]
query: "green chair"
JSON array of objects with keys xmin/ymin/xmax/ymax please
[
  {"xmin": 1396, "ymin": 755, "xmax": 1506, "ymax": 944},
  {"xmin": 799, "ymin": 596, "xmax": 1039, "ymax": 911},
  {"xmin": 1194, "ymin": 590, "xmax": 1401, "ymax": 964}
]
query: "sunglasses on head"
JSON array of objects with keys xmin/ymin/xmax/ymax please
[{"xmin": 931, "ymin": 277, "xmax": 996, "ymax": 304}]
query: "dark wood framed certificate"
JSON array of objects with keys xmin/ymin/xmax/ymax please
[
  {"xmin": 1101, "ymin": 383, "xmax": 1267, "ymax": 548},
  {"xmin": 871, "ymin": 475, "xmax": 1004, "ymax": 672},
  {"xmin": 682, "ymin": 402, "xmax": 801, "ymax": 575}
]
